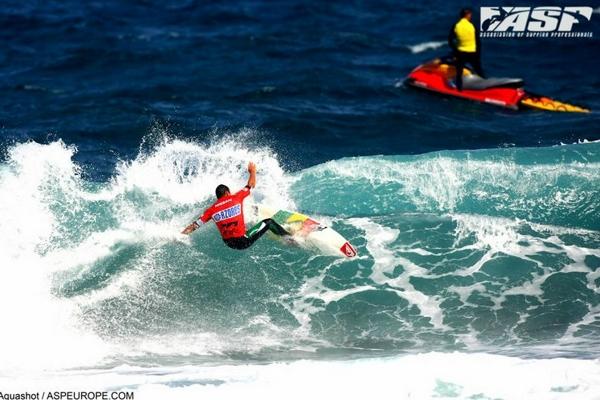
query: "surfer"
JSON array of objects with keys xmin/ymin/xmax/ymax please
[
  {"xmin": 448, "ymin": 7, "xmax": 485, "ymax": 91},
  {"xmin": 181, "ymin": 161, "xmax": 289, "ymax": 249}
]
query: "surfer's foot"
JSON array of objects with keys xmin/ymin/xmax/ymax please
[{"xmin": 266, "ymin": 219, "xmax": 289, "ymax": 236}]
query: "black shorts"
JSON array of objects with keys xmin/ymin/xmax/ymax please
[{"xmin": 223, "ymin": 218, "xmax": 288, "ymax": 250}]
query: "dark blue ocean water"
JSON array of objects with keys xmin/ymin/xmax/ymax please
[{"xmin": 1, "ymin": 0, "xmax": 598, "ymax": 179}]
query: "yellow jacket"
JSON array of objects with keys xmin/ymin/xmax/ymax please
[{"xmin": 454, "ymin": 18, "xmax": 477, "ymax": 52}]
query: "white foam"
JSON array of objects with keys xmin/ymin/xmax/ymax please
[
  {"xmin": 559, "ymin": 138, "xmax": 600, "ymax": 146},
  {"xmin": 0, "ymin": 140, "xmax": 109, "ymax": 372},
  {"xmin": 449, "ymin": 213, "xmax": 600, "ymax": 339},
  {"xmin": 102, "ymin": 134, "xmax": 293, "ymax": 209},
  {"xmin": 3, "ymin": 353, "xmax": 599, "ymax": 400},
  {"xmin": 349, "ymin": 217, "xmax": 446, "ymax": 330},
  {"xmin": 560, "ymin": 304, "xmax": 600, "ymax": 344},
  {"xmin": 447, "ymin": 283, "xmax": 487, "ymax": 304},
  {"xmin": 278, "ymin": 255, "xmax": 364, "ymax": 334},
  {"xmin": 111, "ymin": 328, "xmax": 298, "ymax": 359},
  {"xmin": 407, "ymin": 41, "xmax": 445, "ymax": 54}
]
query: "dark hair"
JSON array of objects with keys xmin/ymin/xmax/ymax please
[
  {"xmin": 215, "ymin": 184, "xmax": 230, "ymax": 199},
  {"xmin": 460, "ymin": 7, "xmax": 473, "ymax": 18}
]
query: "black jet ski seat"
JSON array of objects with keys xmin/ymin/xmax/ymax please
[{"xmin": 461, "ymin": 74, "xmax": 524, "ymax": 90}]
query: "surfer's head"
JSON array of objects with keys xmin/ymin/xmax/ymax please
[
  {"xmin": 460, "ymin": 7, "xmax": 472, "ymax": 20},
  {"xmin": 215, "ymin": 184, "xmax": 230, "ymax": 199}
]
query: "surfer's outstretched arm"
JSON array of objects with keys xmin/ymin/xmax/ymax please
[
  {"xmin": 182, "ymin": 208, "xmax": 211, "ymax": 235},
  {"xmin": 246, "ymin": 161, "xmax": 256, "ymax": 189}
]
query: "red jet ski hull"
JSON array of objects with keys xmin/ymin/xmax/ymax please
[{"xmin": 406, "ymin": 61, "xmax": 525, "ymax": 109}]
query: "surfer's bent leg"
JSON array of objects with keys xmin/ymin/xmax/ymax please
[
  {"xmin": 223, "ymin": 219, "xmax": 288, "ymax": 250},
  {"xmin": 263, "ymin": 218, "xmax": 289, "ymax": 236}
]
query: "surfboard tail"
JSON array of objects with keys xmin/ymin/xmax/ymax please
[{"xmin": 340, "ymin": 241, "xmax": 357, "ymax": 258}]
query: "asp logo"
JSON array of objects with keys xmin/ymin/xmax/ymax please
[{"xmin": 480, "ymin": 6, "xmax": 593, "ymax": 37}]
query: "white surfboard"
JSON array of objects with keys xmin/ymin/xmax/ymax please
[{"xmin": 247, "ymin": 203, "xmax": 357, "ymax": 258}]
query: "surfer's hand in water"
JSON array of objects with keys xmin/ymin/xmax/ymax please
[
  {"xmin": 181, "ymin": 222, "xmax": 198, "ymax": 235},
  {"xmin": 248, "ymin": 162, "xmax": 256, "ymax": 173}
]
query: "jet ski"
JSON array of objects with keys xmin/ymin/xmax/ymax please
[{"xmin": 405, "ymin": 58, "xmax": 589, "ymax": 112}]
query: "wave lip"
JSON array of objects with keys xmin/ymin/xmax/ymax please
[{"xmin": 293, "ymin": 143, "xmax": 600, "ymax": 230}]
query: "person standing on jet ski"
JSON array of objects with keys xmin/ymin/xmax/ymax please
[{"xmin": 448, "ymin": 7, "xmax": 485, "ymax": 91}]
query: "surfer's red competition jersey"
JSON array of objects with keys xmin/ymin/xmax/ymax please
[{"xmin": 199, "ymin": 187, "xmax": 251, "ymax": 239}]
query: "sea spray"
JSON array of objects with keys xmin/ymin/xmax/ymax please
[{"xmin": 0, "ymin": 141, "xmax": 107, "ymax": 372}]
